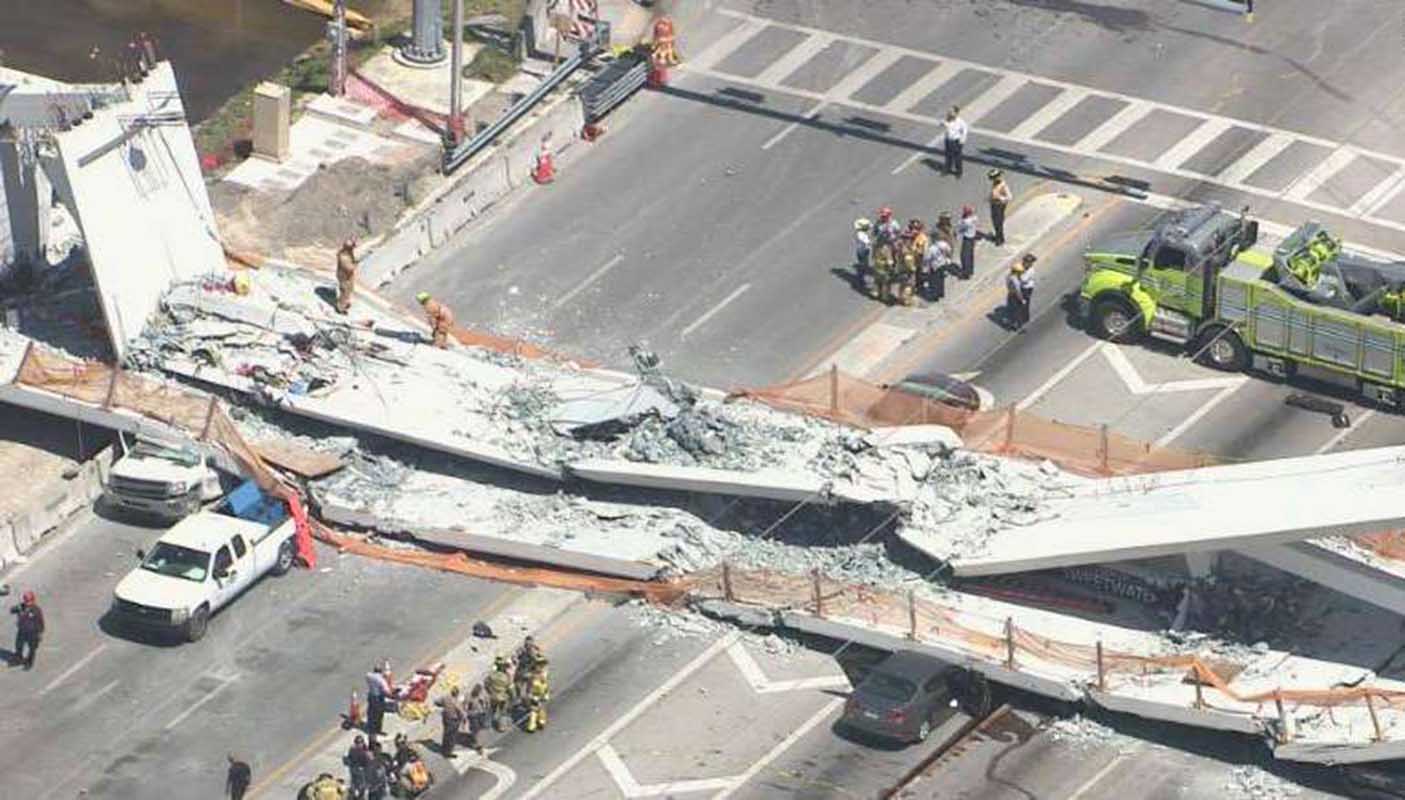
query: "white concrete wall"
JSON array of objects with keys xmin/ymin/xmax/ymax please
[{"xmin": 51, "ymin": 62, "xmax": 224, "ymax": 360}]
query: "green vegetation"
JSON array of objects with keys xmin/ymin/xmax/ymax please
[{"xmin": 466, "ymin": 46, "xmax": 520, "ymax": 83}]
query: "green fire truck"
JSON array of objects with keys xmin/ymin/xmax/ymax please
[{"xmin": 1078, "ymin": 204, "xmax": 1405, "ymax": 407}]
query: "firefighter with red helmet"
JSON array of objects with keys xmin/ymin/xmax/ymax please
[{"xmin": 10, "ymin": 590, "xmax": 44, "ymax": 670}]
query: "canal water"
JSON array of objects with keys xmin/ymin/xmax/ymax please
[{"xmin": 0, "ymin": 0, "xmax": 326, "ymax": 123}]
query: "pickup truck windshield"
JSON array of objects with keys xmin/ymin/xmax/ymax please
[
  {"xmin": 141, "ymin": 542, "xmax": 209, "ymax": 582},
  {"xmin": 132, "ymin": 440, "xmax": 201, "ymax": 468}
]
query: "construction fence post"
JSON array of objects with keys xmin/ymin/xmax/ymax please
[
  {"xmin": 1002, "ymin": 406, "xmax": 1016, "ymax": 452},
  {"xmin": 722, "ymin": 562, "xmax": 735, "ymax": 603},
  {"xmin": 1004, "ymin": 617, "xmax": 1016, "ymax": 670},
  {"xmin": 1366, "ymin": 691, "xmax": 1384, "ymax": 741},
  {"xmin": 812, "ymin": 569, "xmax": 824, "ymax": 618},
  {"xmin": 829, "ymin": 365, "xmax": 839, "ymax": 416},
  {"xmin": 907, "ymin": 590, "xmax": 917, "ymax": 640},
  {"xmin": 1098, "ymin": 423, "xmax": 1110, "ymax": 474},
  {"xmin": 103, "ymin": 367, "xmax": 119, "ymax": 409},
  {"xmin": 1194, "ymin": 674, "xmax": 1204, "ymax": 709},
  {"xmin": 1096, "ymin": 640, "xmax": 1105, "ymax": 691},
  {"xmin": 1274, "ymin": 690, "xmax": 1292, "ymax": 743}
]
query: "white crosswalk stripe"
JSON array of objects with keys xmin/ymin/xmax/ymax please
[
  {"xmin": 1283, "ymin": 146, "xmax": 1358, "ymax": 202},
  {"xmin": 1074, "ymin": 101, "xmax": 1153, "ymax": 153},
  {"xmin": 961, "ymin": 74, "xmax": 1027, "ymax": 124},
  {"xmin": 1214, "ymin": 132, "xmax": 1293, "ymax": 185},
  {"xmin": 884, "ymin": 61, "xmax": 962, "ymax": 113},
  {"xmin": 754, "ymin": 32, "xmax": 835, "ymax": 85},
  {"xmin": 1008, "ymin": 87, "xmax": 1089, "ymax": 140},
  {"xmin": 1153, "ymin": 118, "xmax": 1234, "ymax": 170},
  {"xmin": 685, "ymin": 8, "xmax": 1405, "ymax": 233}
]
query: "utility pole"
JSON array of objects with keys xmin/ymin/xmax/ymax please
[
  {"xmin": 330, "ymin": 0, "xmax": 349, "ymax": 96},
  {"xmin": 448, "ymin": 0, "xmax": 465, "ymax": 145}
]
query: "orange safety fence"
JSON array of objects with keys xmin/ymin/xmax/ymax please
[
  {"xmin": 699, "ymin": 564, "xmax": 1405, "ymax": 713},
  {"xmin": 732, "ymin": 369, "xmax": 1219, "ymax": 477}
]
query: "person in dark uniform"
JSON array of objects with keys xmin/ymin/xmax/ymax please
[
  {"xmin": 10, "ymin": 590, "xmax": 43, "ymax": 670},
  {"xmin": 226, "ymin": 754, "xmax": 252, "ymax": 800}
]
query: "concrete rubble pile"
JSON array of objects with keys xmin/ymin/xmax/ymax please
[
  {"xmin": 1225, "ymin": 765, "xmax": 1303, "ymax": 800},
  {"xmin": 118, "ymin": 264, "xmax": 1077, "ymax": 566}
]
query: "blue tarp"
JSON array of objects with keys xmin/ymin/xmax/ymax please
[{"xmin": 224, "ymin": 480, "xmax": 288, "ymax": 527}]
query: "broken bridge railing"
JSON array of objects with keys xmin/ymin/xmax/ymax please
[
  {"xmin": 696, "ymin": 562, "xmax": 1405, "ymax": 742},
  {"xmin": 732, "ymin": 368, "xmax": 1219, "ymax": 477}
]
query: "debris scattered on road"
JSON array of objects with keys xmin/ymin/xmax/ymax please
[{"xmin": 1224, "ymin": 765, "xmax": 1303, "ymax": 799}]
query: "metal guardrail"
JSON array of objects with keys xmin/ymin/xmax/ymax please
[
  {"xmin": 581, "ymin": 52, "xmax": 648, "ymax": 123},
  {"xmin": 441, "ymin": 21, "xmax": 611, "ymax": 175}
]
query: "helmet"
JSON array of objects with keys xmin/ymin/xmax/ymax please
[
  {"xmin": 494, "ymin": 655, "xmax": 510, "ymax": 669},
  {"xmin": 877, "ymin": 206, "xmax": 893, "ymax": 220},
  {"xmin": 908, "ymin": 219, "xmax": 924, "ymax": 231},
  {"xmin": 416, "ymin": 292, "xmax": 431, "ymax": 304},
  {"xmin": 1012, "ymin": 262, "xmax": 1026, "ymax": 273},
  {"xmin": 21, "ymin": 590, "xmax": 34, "ymax": 605},
  {"xmin": 854, "ymin": 218, "xmax": 871, "ymax": 231},
  {"xmin": 343, "ymin": 238, "xmax": 357, "ymax": 249},
  {"xmin": 1022, "ymin": 253, "xmax": 1037, "ymax": 267},
  {"xmin": 987, "ymin": 169, "xmax": 1003, "ymax": 180}
]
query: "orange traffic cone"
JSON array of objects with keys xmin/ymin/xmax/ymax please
[
  {"xmin": 532, "ymin": 149, "xmax": 556, "ymax": 184},
  {"xmin": 345, "ymin": 689, "xmax": 363, "ymax": 729}
]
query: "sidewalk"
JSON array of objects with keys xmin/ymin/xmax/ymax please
[{"xmin": 251, "ymin": 586, "xmax": 583, "ymax": 798}]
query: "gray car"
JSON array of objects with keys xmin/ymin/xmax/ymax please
[{"xmin": 840, "ymin": 650, "xmax": 966, "ymax": 744}]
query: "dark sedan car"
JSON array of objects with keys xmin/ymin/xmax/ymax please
[
  {"xmin": 841, "ymin": 650, "xmax": 965, "ymax": 744},
  {"xmin": 883, "ymin": 372, "xmax": 992, "ymax": 412}
]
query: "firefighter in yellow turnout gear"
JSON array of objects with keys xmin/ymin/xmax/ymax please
[
  {"xmin": 525, "ymin": 659, "xmax": 551, "ymax": 733},
  {"xmin": 485, "ymin": 656, "xmax": 514, "ymax": 731}
]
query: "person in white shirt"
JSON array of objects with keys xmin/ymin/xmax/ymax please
[
  {"xmin": 853, "ymin": 218, "xmax": 873, "ymax": 291},
  {"xmin": 944, "ymin": 106, "xmax": 969, "ymax": 178},
  {"xmin": 923, "ymin": 236, "xmax": 951, "ymax": 301},
  {"xmin": 957, "ymin": 205, "xmax": 979, "ymax": 279}
]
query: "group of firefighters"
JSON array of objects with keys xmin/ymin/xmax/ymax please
[
  {"xmin": 853, "ymin": 169, "xmax": 1037, "ymax": 328},
  {"xmin": 334, "ymin": 239, "xmax": 457, "ymax": 348}
]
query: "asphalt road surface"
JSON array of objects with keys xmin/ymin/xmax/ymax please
[{"xmin": 0, "ymin": 508, "xmax": 509, "ymax": 800}]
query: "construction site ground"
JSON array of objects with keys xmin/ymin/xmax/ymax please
[{"xmin": 0, "ymin": 407, "xmax": 101, "ymax": 522}]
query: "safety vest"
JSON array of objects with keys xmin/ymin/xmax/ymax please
[
  {"xmin": 485, "ymin": 670, "xmax": 512, "ymax": 700},
  {"xmin": 406, "ymin": 761, "xmax": 430, "ymax": 790},
  {"xmin": 530, "ymin": 675, "xmax": 550, "ymax": 703}
]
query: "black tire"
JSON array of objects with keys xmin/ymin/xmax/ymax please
[
  {"xmin": 271, "ymin": 539, "xmax": 296, "ymax": 577},
  {"xmin": 1197, "ymin": 326, "xmax": 1249, "ymax": 372},
  {"xmin": 185, "ymin": 604, "xmax": 210, "ymax": 643},
  {"xmin": 1089, "ymin": 295, "xmax": 1144, "ymax": 342}
]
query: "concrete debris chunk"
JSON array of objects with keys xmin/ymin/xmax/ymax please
[
  {"xmin": 1044, "ymin": 715, "xmax": 1130, "ymax": 752},
  {"xmin": 1224, "ymin": 765, "xmax": 1303, "ymax": 800},
  {"xmin": 624, "ymin": 599, "xmax": 726, "ymax": 645}
]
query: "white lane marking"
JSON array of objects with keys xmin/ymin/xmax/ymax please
[
  {"xmin": 1154, "ymin": 381, "xmax": 1246, "ymax": 448},
  {"xmin": 682, "ymin": 284, "xmax": 751, "ymax": 339},
  {"xmin": 71, "ymin": 679, "xmax": 121, "ymax": 714},
  {"xmin": 553, "ymin": 254, "xmax": 623, "ymax": 309},
  {"xmin": 450, "ymin": 749, "xmax": 517, "ymax": 799},
  {"xmin": 962, "ymin": 74, "xmax": 1027, "ymax": 125},
  {"xmin": 725, "ymin": 642, "xmax": 851, "ymax": 693},
  {"xmin": 761, "ymin": 102, "xmax": 824, "ymax": 150},
  {"xmin": 1067, "ymin": 750, "xmax": 1138, "ymax": 800},
  {"xmin": 689, "ymin": 16, "xmax": 768, "ymax": 71},
  {"xmin": 1153, "ymin": 117, "xmax": 1234, "ymax": 170},
  {"xmin": 1352, "ymin": 167, "xmax": 1405, "ymax": 217},
  {"xmin": 884, "ymin": 60, "xmax": 963, "ymax": 114},
  {"xmin": 1074, "ymin": 101, "xmax": 1153, "ymax": 152},
  {"xmin": 1016, "ymin": 340, "xmax": 1101, "ymax": 411},
  {"xmin": 597, "ymin": 744, "xmax": 737, "ymax": 797},
  {"xmin": 1283, "ymin": 145, "xmax": 1358, "ymax": 202},
  {"xmin": 1315, "ymin": 409, "xmax": 1378, "ymax": 454},
  {"xmin": 519, "ymin": 632, "xmax": 741, "ymax": 800},
  {"xmin": 164, "ymin": 673, "xmax": 239, "ymax": 731},
  {"xmin": 710, "ymin": 698, "xmax": 845, "ymax": 800},
  {"xmin": 1008, "ymin": 87, "xmax": 1089, "ymax": 140},
  {"xmin": 1215, "ymin": 132, "xmax": 1294, "ymax": 185},
  {"xmin": 828, "ymin": 49, "xmax": 904, "ymax": 102},
  {"xmin": 892, "ymin": 131, "xmax": 946, "ymax": 175},
  {"xmin": 1100, "ymin": 343, "xmax": 1245, "ymax": 394},
  {"xmin": 40, "ymin": 643, "xmax": 107, "ymax": 696},
  {"xmin": 755, "ymin": 33, "xmax": 836, "ymax": 86}
]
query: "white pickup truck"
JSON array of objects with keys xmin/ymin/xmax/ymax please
[
  {"xmin": 104, "ymin": 434, "xmax": 222, "ymax": 522},
  {"xmin": 109, "ymin": 482, "xmax": 298, "ymax": 642}
]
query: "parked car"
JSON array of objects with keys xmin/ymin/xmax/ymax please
[
  {"xmin": 840, "ymin": 650, "xmax": 967, "ymax": 743},
  {"xmin": 109, "ymin": 481, "xmax": 298, "ymax": 642},
  {"xmin": 882, "ymin": 372, "xmax": 992, "ymax": 412}
]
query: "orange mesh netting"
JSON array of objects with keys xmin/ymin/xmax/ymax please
[
  {"xmin": 732, "ymin": 369, "xmax": 1217, "ymax": 477},
  {"xmin": 697, "ymin": 565, "xmax": 1405, "ymax": 712}
]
